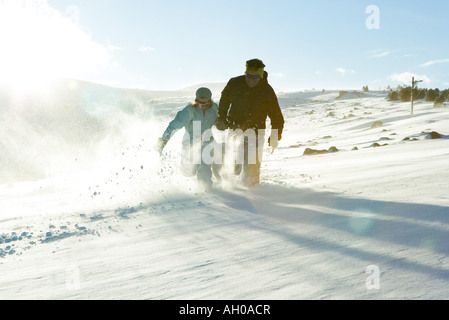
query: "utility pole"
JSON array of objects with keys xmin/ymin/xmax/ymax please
[{"xmin": 411, "ymin": 76, "xmax": 423, "ymax": 115}]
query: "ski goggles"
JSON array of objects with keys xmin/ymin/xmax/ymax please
[
  {"xmin": 195, "ymin": 100, "xmax": 212, "ymax": 110},
  {"xmin": 245, "ymin": 73, "xmax": 261, "ymax": 80}
]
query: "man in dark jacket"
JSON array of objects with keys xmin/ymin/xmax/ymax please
[{"xmin": 216, "ymin": 59, "xmax": 284, "ymax": 187}]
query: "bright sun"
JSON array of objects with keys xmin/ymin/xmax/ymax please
[
  {"xmin": 4, "ymin": 74, "xmax": 56, "ymax": 95},
  {"xmin": 0, "ymin": 1, "xmax": 111, "ymax": 95}
]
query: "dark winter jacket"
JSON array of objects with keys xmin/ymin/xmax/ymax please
[{"xmin": 218, "ymin": 72, "xmax": 284, "ymax": 135}]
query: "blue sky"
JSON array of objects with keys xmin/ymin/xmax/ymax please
[{"xmin": 1, "ymin": 0, "xmax": 448, "ymax": 92}]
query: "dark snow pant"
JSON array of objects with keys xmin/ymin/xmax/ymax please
[{"xmin": 233, "ymin": 130, "xmax": 265, "ymax": 187}]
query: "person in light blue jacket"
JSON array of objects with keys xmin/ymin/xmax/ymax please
[{"xmin": 157, "ymin": 87, "xmax": 221, "ymax": 189}]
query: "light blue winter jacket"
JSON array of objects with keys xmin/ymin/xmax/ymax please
[{"xmin": 162, "ymin": 102, "xmax": 219, "ymax": 147}]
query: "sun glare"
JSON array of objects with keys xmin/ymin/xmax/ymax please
[
  {"xmin": 3, "ymin": 73, "xmax": 55, "ymax": 95},
  {"xmin": 0, "ymin": 0, "xmax": 111, "ymax": 95}
]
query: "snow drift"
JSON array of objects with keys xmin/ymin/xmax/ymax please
[{"xmin": 1, "ymin": 82, "xmax": 448, "ymax": 300}]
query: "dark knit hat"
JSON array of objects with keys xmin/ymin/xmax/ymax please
[{"xmin": 195, "ymin": 87, "xmax": 212, "ymax": 101}]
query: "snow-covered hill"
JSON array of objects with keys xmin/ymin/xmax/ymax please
[{"xmin": 1, "ymin": 83, "xmax": 448, "ymax": 300}]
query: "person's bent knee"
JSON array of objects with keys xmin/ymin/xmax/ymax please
[{"xmin": 181, "ymin": 162, "xmax": 198, "ymax": 177}]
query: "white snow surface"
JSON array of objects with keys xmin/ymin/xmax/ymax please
[{"xmin": 1, "ymin": 81, "xmax": 448, "ymax": 300}]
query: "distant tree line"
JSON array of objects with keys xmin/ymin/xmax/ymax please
[{"xmin": 387, "ymin": 86, "xmax": 448, "ymax": 107}]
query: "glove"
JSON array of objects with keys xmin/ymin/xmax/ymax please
[
  {"xmin": 156, "ymin": 138, "xmax": 168, "ymax": 155},
  {"xmin": 215, "ymin": 117, "xmax": 228, "ymax": 131},
  {"xmin": 268, "ymin": 132, "xmax": 282, "ymax": 151}
]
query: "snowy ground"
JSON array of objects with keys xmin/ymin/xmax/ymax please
[{"xmin": 1, "ymin": 84, "xmax": 448, "ymax": 300}]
